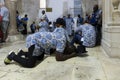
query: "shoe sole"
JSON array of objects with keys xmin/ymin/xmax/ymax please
[
  {"xmin": 4, "ymin": 51, "xmax": 14, "ymax": 65},
  {"xmin": 4, "ymin": 58, "xmax": 11, "ymax": 65}
]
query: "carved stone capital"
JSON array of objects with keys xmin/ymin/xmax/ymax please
[{"xmin": 112, "ymin": 0, "xmax": 120, "ymax": 10}]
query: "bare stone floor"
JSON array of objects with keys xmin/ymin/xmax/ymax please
[{"xmin": 0, "ymin": 40, "xmax": 120, "ymax": 80}]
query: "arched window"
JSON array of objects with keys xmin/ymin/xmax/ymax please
[{"xmin": 40, "ymin": 0, "xmax": 46, "ymax": 9}]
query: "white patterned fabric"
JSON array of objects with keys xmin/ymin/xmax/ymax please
[
  {"xmin": 38, "ymin": 21, "xmax": 49, "ymax": 31},
  {"xmin": 75, "ymin": 23, "xmax": 96, "ymax": 47},
  {"xmin": 26, "ymin": 27, "xmax": 69, "ymax": 56}
]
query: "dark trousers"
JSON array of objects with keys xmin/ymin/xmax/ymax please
[
  {"xmin": 96, "ymin": 25, "xmax": 102, "ymax": 45},
  {"xmin": 22, "ymin": 24, "xmax": 27, "ymax": 35},
  {"xmin": 13, "ymin": 45, "xmax": 44, "ymax": 68},
  {"xmin": 71, "ymin": 34, "xmax": 82, "ymax": 45},
  {"xmin": 0, "ymin": 24, "xmax": 3, "ymax": 42},
  {"xmin": 31, "ymin": 29, "xmax": 35, "ymax": 33},
  {"xmin": 71, "ymin": 34, "xmax": 86, "ymax": 53}
]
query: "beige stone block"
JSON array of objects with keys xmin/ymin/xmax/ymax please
[
  {"xmin": 101, "ymin": 58, "xmax": 120, "ymax": 80},
  {"xmin": 72, "ymin": 65, "xmax": 106, "ymax": 80},
  {"xmin": 102, "ymin": 39, "xmax": 120, "ymax": 58},
  {"xmin": 7, "ymin": 34, "xmax": 26, "ymax": 42}
]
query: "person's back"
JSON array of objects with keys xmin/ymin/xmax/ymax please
[
  {"xmin": 26, "ymin": 27, "xmax": 67, "ymax": 55},
  {"xmin": 77, "ymin": 23, "xmax": 96, "ymax": 47},
  {"xmin": 21, "ymin": 14, "xmax": 28, "ymax": 24}
]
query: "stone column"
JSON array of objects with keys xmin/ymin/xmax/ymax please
[
  {"xmin": 5, "ymin": 0, "xmax": 24, "ymax": 42},
  {"xmin": 102, "ymin": 0, "xmax": 120, "ymax": 58},
  {"xmin": 8, "ymin": 0, "xmax": 18, "ymax": 35}
]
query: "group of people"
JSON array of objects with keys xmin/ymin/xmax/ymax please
[
  {"xmin": 16, "ymin": 10, "xmax": 53, "ymax": 34},
  {"xmin": 4, "ymin": 18, "xmax": 88, "ymax": 68},
  {"xmin": 16, "ymin": 11, "xmax": 28, "ymax": 35},
  {"xmin": 3, "ymin": 4, "xmax": 102, "ymax": 68},
  {"xmin": 0, "ymin": 3, "xmax": 9, "ymax": 43},
  {"xmin": 76, "ymin": 4, "xmax": 102, "ymax": 46}
]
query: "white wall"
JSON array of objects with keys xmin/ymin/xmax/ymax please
[
  {"xmin": 39, "ymin": 0, "xmax": 74, "ymax": 22},
  {"xmin": 0, "ymin": 0, "xmax": 4, "ymax": 4}
]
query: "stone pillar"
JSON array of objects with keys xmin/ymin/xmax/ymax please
[
  {"xmin": 102, "ymin": 0, "xmax": 120, "ymax": 58},
  {"xmin": 5, "ymin": 0, "xmax": 18, "ymax": 35},
  {"xmin": 8, "ymin": 0, "xmax": 18, "ymax": 35},
  {"xmin": 4, "ymin": 0, "xmax": 24, "ymax": 42}
]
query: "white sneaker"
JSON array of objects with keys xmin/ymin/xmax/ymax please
[{"xmin": 18, "ymin": 48, "xmax": 22, "ymax": 52}]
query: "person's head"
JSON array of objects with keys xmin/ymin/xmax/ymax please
[
  {"xmin": 49, "ymin": 22, "xmax": 52, "ymax": 25},
  {"xmin": 42, "ymin": 10, "xmax": 45, "ymax": 15},
  {"xmin": 63, "ymin": 16, "xmax": 66, "ymax": 19},
  {"xmin": 55, "ymin": 18, "xmax": 65, "ymax": 27},
  {"xmin": 67, "ymin": 14, "xmax": 71, "ymax": 18},
  {"xmin": 78, "ymin": 30, "xmax": 82, "ymax": 35},
  {"xmin": 78, "ymin": 14, "xmax": 81, "ymax": 18},
  {"xmin": 33, "ymin": 21, "xmax": 35, "ymax": 24},
  {"xmin": 16, "ymin": 10, "xmax": 19, "ymax": 16},
  {"xmin": 25, "ymin": 14, "xmax": 28, "ymax": 17},
  {"xmin": 16, "ymin": 10, "xmax": 19, "ymax": 14},
  {"xmin": 86, "ymin": 13, "xmax": 88, "ymax": 16},
  {"xmin": 93, "ymin": 4, "xmax": 99, "ymax": 12}
]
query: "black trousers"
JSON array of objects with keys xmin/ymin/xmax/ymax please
[
  {"xmin": 71, "ymin": 34, "xmax": 86, "ymax": 53},
  {"xmin": 96, "ymin": 25, "xmax": 102, "ymax": 45},
  {"xmin": 13, "ymin": 45, "xmax": 44, "ymax": 68},
  {"xmin": 22, "ymin": 24, "xmax": 27, "ymax": 35}
]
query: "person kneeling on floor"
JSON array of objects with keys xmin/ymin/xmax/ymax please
[{"xmin": 4, "ymin": 18, "xmax": 77, "ymax": 68}]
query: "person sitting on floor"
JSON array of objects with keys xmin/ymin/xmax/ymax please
[
  {"xmin": 71, "ymin": 31, "xmax": 88, "ymax": 57},
  {"xmin": 76, "ymin": 20, "xmax": 96, "ymax": 47}
]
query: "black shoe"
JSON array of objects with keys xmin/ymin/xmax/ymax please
[
  {"xmin": 81, "ymin": 51, "xmax": 88, "ymax": 53},
  {"xmin": 77, "ymin": 53, "xmax": 89, "ymax": 57},
  {"xmin": 4, "ymin": 51, "xmax": 15, "ymax": 65}
]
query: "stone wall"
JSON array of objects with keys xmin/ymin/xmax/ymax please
[
  {"xmin": 5, "ymin": 0, "xmax": 99, "ymax": 32},
  {"xmin": 82, "ymin": 0, "xmax": 98, "ymax": 16},
  {"xmin": 102, "ymin": 0, "xmax": 120, "ymax": 58},
  {"xmin": 15, "ymin": 0, "xmax": 99, "ymax": 22},
  {"xmin": 16, "ymin": 0, "xmax": 40, "ymax": 32}
]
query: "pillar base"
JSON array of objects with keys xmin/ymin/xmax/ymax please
[
  {"xmin": 6, "ymin": 34, "xmax": 26, "ymax": 42},
  {"xmin": 102, "ymin": 25, "xmax": 120, "ymax": 59}
]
